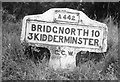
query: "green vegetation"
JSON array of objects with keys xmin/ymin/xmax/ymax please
[{"xmin": 2, "ymin": 2, "xmax": 119, "ymax": 80}]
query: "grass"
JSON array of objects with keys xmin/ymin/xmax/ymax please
[{"xmin": 2, "ymin": 16, "xmax": 119, "ymax": 80}]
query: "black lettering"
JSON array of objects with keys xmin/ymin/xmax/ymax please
[
  {"xmin": 94, "ymin": 39, "xmax": 99, "ymax": 46},
  {"xmin": 27, "ymin": 33, "xmax": 33, "ymax": 40},
  {"xmin": 55, "ymin": 49, "xmax": 60, "ymax": 55},
  {"xmin": 72, "ymin": 16, "xmax": 75, "ymax": 20},
  {"xmin": 64, "ymin": 36, "xmax": 70, "ymax": 43},
  {"xmin": 46, "ymin": 25, "xmax": 51, "ymax": 33},
  {"xmin": 53, "ymin": 26, "xmax": 57, "ymax": 33},
  {"xmin": 48, "ymin": 35, "xmax": 53, "ymax": 42},
  {"xmin": 95, "ymin": 31, "xmax": 100, "ymax": 37},
  {"xmin": 92, "ymin": 30, "xmax": 94, "ymax": 37},
  {"xmin": 83, "ymin": 29, "xmax": 89, "ymax": 36},
  {"xmin": 83, "ymin": 38, "xmax": 88, "ymax": 45},
  {"xmin": 43, "ymin": 25, "xmax": 46, "ymax": 32},
  {"xmin": 59, "ymin": 36, "xmax": 63, "ymax": 43},
  {"xmin": 34, "ymin": 33, "xmax": 39, "ymax": 41},
  {"xmin": 67, "ymin": 15, "xmax": 71, "ymax": 20},
  {"xmin": 72, "ymin": 37, "xmax": 77, "ymax": 44},
  {"xmin": 78, "ymin": 38, "xmax": 82, "ymax": 44},
  {"xmin": 71, "ymin": 28, "xmax": 76, "ymax": 35},
  {"xmin": 42, "ymin": 34, "xmax": 47, "ymax": 41},
  {"xmin": 77, "ymin": 29, "xmax": 82, "ymax": 36},
  {"xmin": 31, "ymin": 24, "xmax": 36, "ymax": 31},
  {"xmin": 68, "ymin": 51, "xmax": 73, "ymax": 56},
  {"xmin": 40, "ymin": 34, "xmax": 42, "ymax": 41},
  {"xmin": 37, "ymin": 25, "xmax": 42, "ymax": 32},
  {"xmin": 65, "ymin": 28, "xmax": 70, "ymax": 34},
  {"xmin": 89, "ymin": 38, "xmax": 93, "ymax": 45},
  {"xmin": 63, "ymin": 15, "xmax": 66, "ymax": 19},
  {"xmin": 69, "ymin": 37, "xmax": 73, "ymax": 43},
  {"xmin": 58, "ymin": 14, "xmax": 62, "ymax": 19},
  {"xmin": 61, "ymin": 50, "xmax": 66, "ymax": 55},
  {"xmin": 53, "ymin": 35, "xmax": 58, "ymax": 42},
  {"xmin": 59, "ymin": 27, "xmax": 64, "ymax": 34}
]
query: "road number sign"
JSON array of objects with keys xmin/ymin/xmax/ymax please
[{"xmin": 55, "ymin": 10, "xmax": 79, "ymax": 23}]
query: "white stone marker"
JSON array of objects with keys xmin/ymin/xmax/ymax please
[{"xmin": 21, "ymin": 8, "xmax": 108, "ymax": 70}]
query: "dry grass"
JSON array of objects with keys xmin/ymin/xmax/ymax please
[{"xmin": 2, "ymin": 16, "xmax": 119, "ymax": 80}]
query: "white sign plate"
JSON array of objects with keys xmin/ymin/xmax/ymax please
[{"xmin": 25, "ymin": 20, "xmax": 104, "ymax": 50}]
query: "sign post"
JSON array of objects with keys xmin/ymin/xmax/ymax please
[{"xmin": 21, "ymin": 8, "xmax": 108, "ymax": 69}]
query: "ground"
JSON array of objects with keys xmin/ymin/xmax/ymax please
[{"xmin": 2, "ymin": 16, "xmax": 119, "ymax": 80}]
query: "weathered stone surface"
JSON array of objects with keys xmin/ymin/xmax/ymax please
[{"xmin": 21, "ymin": 8, "xmax": 108, "ymax": 70}]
